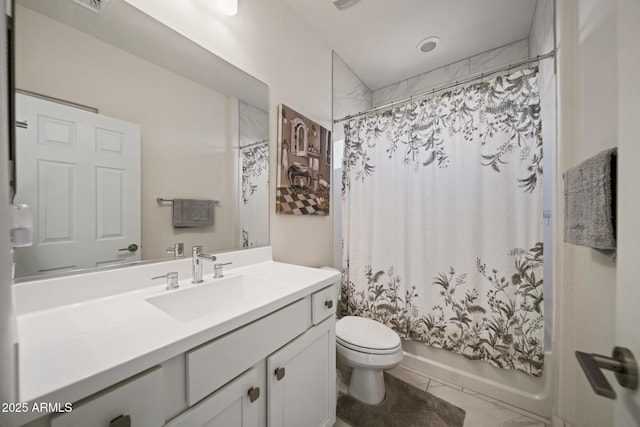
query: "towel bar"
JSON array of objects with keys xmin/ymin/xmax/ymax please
[{"xmin": 157, "ymin": 198, "xmax": 221, "ymax": 206}]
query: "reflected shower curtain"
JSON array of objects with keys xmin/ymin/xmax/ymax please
[
  {"xmin": 239, "ymin": 141, "xmax": 269, "ymax": 248},
  {"xmin": 341, "ymin": 69, "xmax": 544, "ymax": 376}
]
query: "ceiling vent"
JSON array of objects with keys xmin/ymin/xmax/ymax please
[
  {"xmin": 417, "ymin": 36, "xmax": 441, "ymax": 54},
  {"xmin": 332, "ymin": 0, "xmax": 361, "ymax": 11},
  {"xmin": 71, "ymin": 0, "xmax": 110, "ymax": 15}
]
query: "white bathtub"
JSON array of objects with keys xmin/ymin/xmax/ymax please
[{"xmin": 401, "ymin": 341, "xmax": 553, "ymax": 419}]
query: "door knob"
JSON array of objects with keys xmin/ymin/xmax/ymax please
[
  {"xmin": 575, "ymin": 346, "xmax": 638, "ymax": 399},
  {"xmin": 119, "ymin": 244, "xmax": 139, "ymax": 252}
]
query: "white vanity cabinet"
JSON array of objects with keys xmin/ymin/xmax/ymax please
[
  {"xmin": 267, "ymin": 317, "xmax": 336, "ymax": 427},
  {"xmin": 174, "ymin": 284, "xmax": 337, "ymax": 427},
  {"xmin": 14, "ymin": 256, "xmax": 339, "ymax": 427},
  {"xmin": 49, "ymin": 368, "xmax": 164, "ymax": 427},
  {"xmin": 165, "ymin": 367, "xmax": 260, "ymax": 427},
  {"xmin": 184, "ymin": 299, "xmax": 310, "ymax": 406}
]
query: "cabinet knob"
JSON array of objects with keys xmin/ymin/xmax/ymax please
[
  {"xmin": 324, "ymin": 300, "xmax": 333, "ymax": 309},
  {"xmin": 275, "ymin": 367, "xmax": 286, "ymax": 381},
  {"xmin": 248, "ymin": 386, "xmax": 261, "ymax": 403},
  {"xmin": 110, "ymin": 414, "xmax": 131, "ymax": 427}
]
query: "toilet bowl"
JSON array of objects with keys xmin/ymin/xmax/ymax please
[{"xmin": 336, "ymin": 316, "xmax": 403, "ymax": 405}]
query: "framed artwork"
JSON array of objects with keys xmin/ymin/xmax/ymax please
[{"xmin": 276, "ymin": 104, "xmax": 331, "ymax": 215}]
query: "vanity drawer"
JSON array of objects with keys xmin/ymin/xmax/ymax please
[
  {"xmin": 311, "ymin": 284, "xmax": 336, "ymax": 325},
  {"xmin": 186, "ymin": 298, "xmax": 310, "ymax": 405},
  {"xmin": 51, "ymin": 367, "xmax": 163, "ymax": 427}
]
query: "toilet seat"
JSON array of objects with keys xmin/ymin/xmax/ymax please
[
  {"xmin": 336, "ymin": 316, "xmax": 401, "ymax": 354},
  {"xmin": 336, "ymin": 336, "xmax": 402, "ymax": 355}
]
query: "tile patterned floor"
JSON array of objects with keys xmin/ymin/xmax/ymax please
[{"xmin": 334, "ymin": 365, "xmax": 551, "ymax": 427}]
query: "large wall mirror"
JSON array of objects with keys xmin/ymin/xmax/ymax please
[{"xmin": 12, "ymin": 0, "xmax": 269, "ymax": 281}]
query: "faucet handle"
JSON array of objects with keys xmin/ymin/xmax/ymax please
[
  {"xmin": 166, "ymin": 243, "xmax": 184, "ymax": 259},
  {"xmin": 213, "ymin": 262, "xmax": 233, "ymax": 278},
  {"xmin": 152, "ymin": 271, "xmax": 179, "ymax": 290}
]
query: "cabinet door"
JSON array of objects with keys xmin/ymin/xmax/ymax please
[
  {"xmin": 166, "ymin": 367, "xmax": 260, "ymax": 427},
  {"xmin": 267, "ymin": 317, "xmax": 336, "ymax": 427}
]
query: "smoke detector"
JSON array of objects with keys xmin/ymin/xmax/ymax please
[{"xmin": 332, "ymin": 0, "xmax": 361, "ymax": 11}]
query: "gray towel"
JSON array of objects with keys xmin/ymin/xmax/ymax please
[
  {"xmin": 173, "ymin": 199, "xmax": 215, "ymax": 228},
  {"xmin": 564, "ymin": 148, "xmax": 617, "ymax": 258}
]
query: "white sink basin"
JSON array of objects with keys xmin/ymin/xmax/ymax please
[{"xmin": 146, "ymin": 274, "xmax": 286, "ymax": 322}]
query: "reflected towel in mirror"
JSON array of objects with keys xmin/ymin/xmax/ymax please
[{"xmin": 173, "ymin": 199, "xmax": 215, "ymax": 228}]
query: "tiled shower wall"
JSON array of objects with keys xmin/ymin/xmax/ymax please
[
  {"xmin": 332, "ymin": 52, "xmax": 372, "ymax": 139},
  {"xmin": 333, "ymin": 37, "xmax": 542, "ymax": 122},
  {"xmin": 371, "ymin": 38, "xmax": 530, "ymax": 107},
  {"xmin": 239, "ymin": 101, "xmax": 269, "ymax": 148},
  {"xmin": 238, "ymin": 101, "xmax": 269, "ymax": 248},
  {"xmin": 331, "ymin": 52, "xmax": 372, "ymax": 268}
]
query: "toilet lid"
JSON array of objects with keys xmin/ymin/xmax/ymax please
[{"xmin": 336, "ymin": 316, "xmax": 401, "ymax": 351}]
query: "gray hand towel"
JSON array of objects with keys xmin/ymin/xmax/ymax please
[
  {"xmin": 173, "ymin": 199, "xmax": 215, "ymax": 228},
  {"xmin": 564, "ymin": 147, "xmax": 617, "ymax": 258}
]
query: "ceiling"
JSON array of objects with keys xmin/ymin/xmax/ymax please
[
  {"xmin": 17, "ymin": 0, "xmax": 268, "ymax": 109},
  {"xmin": 282, "ymin": 0, "xmax": 538, "ymax": 90}
]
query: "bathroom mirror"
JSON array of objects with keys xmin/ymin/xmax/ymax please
[{"xmin": 12, "ymin": 0, "xmax": 269, "ymax": 280}]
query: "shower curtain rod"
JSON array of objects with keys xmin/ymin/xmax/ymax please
[
  {"xmin": 333, "ymin": 50, "xmax": 555, "ymax": 124},
  {"xmin": 238, "ymin": 139, "xmax": 268, "ymax": 149}
]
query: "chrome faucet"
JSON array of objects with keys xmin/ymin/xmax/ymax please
[
  {"xmin": 166, "ymin": 242, "xmax": 184, "ymax": 259},
  {"xmin": 192, "ymin": 245, "xmax": 216, "ymax": 283}
]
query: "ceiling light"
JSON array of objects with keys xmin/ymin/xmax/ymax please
[
  {"xmin": 217, "ymin": 0, "xmax": 237, "ymax": 16},
  {"xmin": 417, "ymin": 36, "xmax": 440, "ymax": 53}
]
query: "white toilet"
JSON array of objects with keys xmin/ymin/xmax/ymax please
[{"xmin": 336, "ymin": 316, "xmax": 403, "ymax": 405}]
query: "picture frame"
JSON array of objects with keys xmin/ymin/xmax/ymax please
[{"xmin": 276, "ymin": 104, "xmax": 331, "ymax": 215}]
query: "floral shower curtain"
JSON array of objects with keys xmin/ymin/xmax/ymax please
[{"xmin": 341, "ymin": 68, "xmax": 544, "ymax": 376}]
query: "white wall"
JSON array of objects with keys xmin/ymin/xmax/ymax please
[
  {"xmin": 614, "ymin": 0, "xmax": 640, "ymax": 424},
  {"xmin": 15, "ymin": 5, "xmax": 236, "ymax": 262},
  {"xmin": 122, "ymin": 0, "xmax": 334, "ymax": 267},
  {"xmin": 530, "ymin": 0, "xmax": 556, "ymax": 355},
  {"xmin": 555, "ymin": 0, "xmax": 618, "ymax": 425}
]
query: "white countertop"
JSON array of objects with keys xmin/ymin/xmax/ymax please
[{"xmin": 12, "ymin": 247, "xmax": 339, "ymax": 425}]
